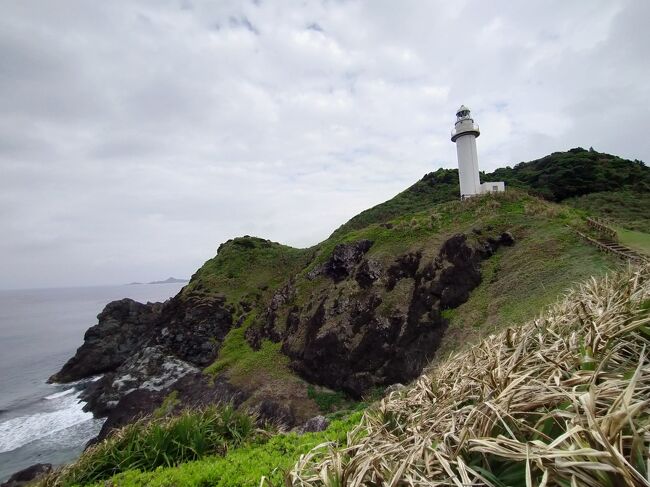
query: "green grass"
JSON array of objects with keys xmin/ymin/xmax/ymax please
[
  {"xmin": 306, "ymin": 385, "xmax": 348, "ymax": 413},
  {"xmin": 433, "ymin": 204, "xmax": 618, "ymax": 360},
  {"xmin": 85, "ymin": 412, "xmax": 364, "ymax": 487},
  {"xmin": 45, "ymin": 405, "xmax": 259, "ymax": 486},
  {"xmin": 204, "ymin": 314, "xmax": 291, "ymax": 382},
  {"xmin": 182, "ymin": 236, "xmax": 311, "ymax": 313},
  {"xmin": 617, "ymin": 227, "xmax": 650, "ymax": 256},
  {"xmin": 565, "ymin": 190, "xmax": 650, "ymax": 233},
  {"xmin": 329, "ymin": 168, "xmax": 459, "ymax": 237}
]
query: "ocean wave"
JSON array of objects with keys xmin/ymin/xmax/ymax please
[
  {"xmin": 0, "ymin": 391, "xmax": 95, "ymax": 454},
  {"xmin": 44, "ymin": 388, "xmax": 76, "ymax": 400}
]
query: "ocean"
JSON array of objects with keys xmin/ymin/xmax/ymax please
[{"xmin": 0, "ymin": 283, "xmax": 185, "ymax": 482}]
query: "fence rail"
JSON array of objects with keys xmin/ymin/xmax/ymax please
[
  {"xmin": 574, "ymin": 228, "xmax": 647, "ymax": 263},
  {"xmin": 585, "ymin": 217, "xmax": 618, "ymax": 240}
]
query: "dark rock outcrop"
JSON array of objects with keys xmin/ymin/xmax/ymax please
[
  {"xmin": 92, "ymin": 373, "xmax": 247, "ymax": 443},
  {"xmin": 50, "ymin": 292, "xmax": 236, "ymax": 427},
  {"xmin": 1, "ymin": 463, "xmax": 52, "ymax": 487},
  {"xmin": 355, "ymin": 259, "xmax": 383, "ymax": 289},
  {"xmin": 50, "ymin": 294, "xmax": 233, "ymax": 385},
  {"xmin": 299, "ymin": 415, "xmax": 329, "ymax": 433},
  {"xmin": 153, "ymin": 294, "xmax": 233, "ymax": 367},
  {"xmin": 246, "ymin": 281, "xmax": 295, "ymax": 349},
  {"xmin": 309, "ymin": 240, "xmax": 373, "ymax": 281},
  {"xmin": 386, "ymin": 252, "xmax": 422, "ymax": 290},
  {"xmin": 49, "ymin": 299, "xmax": 161, "ymax": 383},
  {"xmin": 81, "ymin": 346, "xmax": 199, "ymax": 416},
  {"xmin": 281, "ymin": 233, "xmax": 514, "ymax": 397}
]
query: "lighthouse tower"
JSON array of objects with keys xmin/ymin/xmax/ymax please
[
  {"xmin": 450, "ymin": 105, "xmax": 504, "ymax": 199},
  {"xmin": 451, "ymin": 105, "xmax": 482, "ymax": 198}
]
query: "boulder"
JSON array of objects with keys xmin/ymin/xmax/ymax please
[
  {"xmin": 299, "ymin": 415, "xmax": 329, "ymax": 433},
  {"xmin": 82, "ymin": 346, "xmax": 199, "ymax": 416},
  {"xmin": 1, "ymin": 463, "xmax": 52, "ymax": 487},
  {"xmin": 322, "ymin": 240, "xmax": 373, "ymax": 282},
  {"xmin": 49, "ymin": 299, "xmax": 161, "ymax": 383},
  {"xmin": 50, "ymin": 294, "xmax": 233, "ymax": 385}
]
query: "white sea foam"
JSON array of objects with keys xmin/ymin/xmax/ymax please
[
  {"xmin": 0, "ymin": 391, "xmax": 94, "ymax": 453},
  {"xmin": 44, "ymin": 388, "xmax": 75, "ymax": 400}
]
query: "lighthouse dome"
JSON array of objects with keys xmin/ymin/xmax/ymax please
[{"xmin": 456, "ymin": 105, "xmax": 471, "ymax": 116}]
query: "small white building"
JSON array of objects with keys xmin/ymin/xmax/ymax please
[
  {"xmin": 451, "ymin": 105, "xmax": 504, "ymax": 199},
  {"xmin": 481, "ymin": 181, "xmax": 505, "ymax": 194}
]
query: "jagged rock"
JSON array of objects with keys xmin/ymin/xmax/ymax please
[
  {"xmin": 355, "ymin": 259, "xmax": 383, "ymax": 289},
  {"xmin": 91, "ymin": 373, "xmax": 247, "ymax": 443},
  {"xmin": 282, "ymin": 233, "xmax": 513, "ymax": 397},
  {"xmin": 500, "ymin": 231, "xmax": 515, "ymax": 246},
  {"xmin": 81, "ymin": 346, "xmax": 199, "ymax": 416},
  {"xmin": 246, "ymin": 281, "xmax": 295, "ymax": 348},
  {"xmin": 153, "ymin": 294, "xmax": 233, "ymax": 367},
  {"xmin": 299, "ymin": 415, "xmax": 329, "ymax": 433},
  {"xmin": 1, "ymin": 463, "xmax": 52, "ymax": 487},
  {"xmin": 386, "ymin": 252, "xmax": 422, "ymax": 290},
  {"xmin": 323, "ymin": 240, "xmax": 373, "ymax": 282},
  {"xmin": 50, "ymin": 294, "xmax": 233, "ymax": 385},
  {"xmin": 49, "ymin": 299, "xmax": 161, "ymax": 383},
  {"xmin": 254, "ymin": 399, "xmax": 295, "ymax": 427}
]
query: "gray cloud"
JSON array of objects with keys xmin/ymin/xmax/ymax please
[{"xmin": 0, "ymin": 0, "xmax": 647, "ymax": 289}]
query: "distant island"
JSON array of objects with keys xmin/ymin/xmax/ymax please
[{"xmin": 127, "ymin": 277, "xmax": 189, "ymax": 285}]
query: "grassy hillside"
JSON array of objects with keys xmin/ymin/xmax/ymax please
[
  {"xmin": 177, "ymin": 151, "xmax": 638, "ymax": 426},
  {"xmin": 566, "ymin": 190, "xmax": 650, "ymax": 233},
  {"xmin": 329, "ymin": 168, "xmax": 460, "ymax": 237},
  {"xmin": 60, "ymin": 190, "xmax": 620, "ymax": 486},
  {"xmin": 328, "ymin": 148, "xmax": 650, "ymax": 237},
  {"xmin": 195, "ymin": 191, "xmax": 618, "ymax": 412},
  {"xmin": 182, "ymin": 236, "xmax": 311, "ymax": 313}
]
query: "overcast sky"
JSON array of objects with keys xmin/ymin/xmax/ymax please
[{"xmin": 1, "ymin": 0, "xmax": 649, "ymax": 289}]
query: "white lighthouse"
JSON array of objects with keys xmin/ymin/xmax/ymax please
[{"xmin": 451, "ymin": 105, "xmax": 504, "ymax": 199}]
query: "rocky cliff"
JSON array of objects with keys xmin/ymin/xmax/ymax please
[
  {"xmin": 52, "ymin": 160, "xmax": 636, "ymax": 440},
  {"xmin": 51, "ymin": 225, "xmax": 514, "ymax": 439}
]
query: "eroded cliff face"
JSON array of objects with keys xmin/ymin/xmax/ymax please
[{"xmin": 249, "ymin": 232, "xmax": 514, "ymax": 397}]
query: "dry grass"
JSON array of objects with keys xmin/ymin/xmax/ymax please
[{"xmin": 285, "ymin": 264, "xmax": 650, "ymax": 486}]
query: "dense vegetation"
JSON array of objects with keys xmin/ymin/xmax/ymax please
[{"xmin": 487, "ymin": 147, "xmax": 649, "ymax": 201}]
